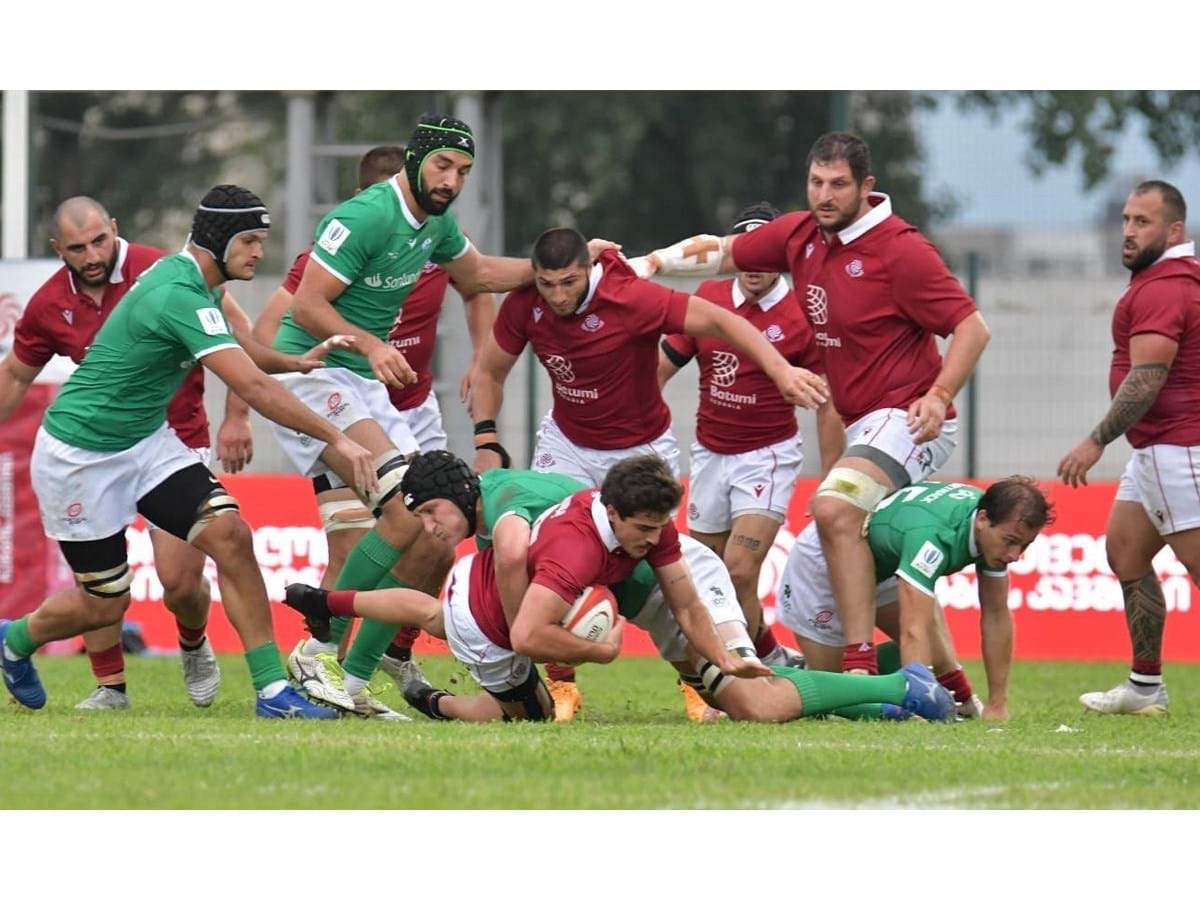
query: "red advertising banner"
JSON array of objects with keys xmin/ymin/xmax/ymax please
[{"xmin": 93, "ymin": 474, "xmax": 1195, "ymax": 662}]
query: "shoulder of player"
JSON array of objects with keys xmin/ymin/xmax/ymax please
[
  {"xmin": 24, "ymin": 267, "xmax": 72, "ymax": 313},
  {"xmin": 1128, "ymin": 260, "xmax": 1200, "ymax": 304}
]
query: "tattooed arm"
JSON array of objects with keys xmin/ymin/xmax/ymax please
[{"xmin": 1057, "ymin": 334, "xmax": 1178, "ymax": 487}]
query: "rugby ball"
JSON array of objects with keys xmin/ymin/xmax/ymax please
[{"xmin": 561, "ymin": 586, "xmax": 618, "ymax": 643}]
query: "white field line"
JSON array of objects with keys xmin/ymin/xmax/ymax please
[{"xmin": 757, "ymin": 782, "xmax": 1064, "ymax": 809}]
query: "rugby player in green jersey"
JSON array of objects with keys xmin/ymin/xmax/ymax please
[
  {"xmin": 0, "ymin": 186, "xmax": 379, "ymax": 719},
  {"xmin": 777, "ymin": 476, "xmax": 1054, "ymax": 721},
  {"xmin": 269, "ymin": 115, "xmax": 617, "ymax": 715}
]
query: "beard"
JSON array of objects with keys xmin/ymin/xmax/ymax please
[
  {"xmin": 67, "ymin": 252, "xmax": 117, "ymax": 287},
  {"xmin": 1124, "ymin": 236, "xmax": 1167, "ymax": 273},
  {"xmin": 415, "ymin": 185, "xmax": 457, "ymax": 216}
]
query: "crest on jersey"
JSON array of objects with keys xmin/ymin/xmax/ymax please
[
  {"xmin": 62, "ymin": 309, "xmax": 73, "ymax": 325},
  {"xmin": 764, "ymin": 323, "xmax": 784, "ymax": 343},
  {"xmin": 542, "ymin": 354, "xmax": 576, "ymax": 383},
  {"xmin": 711, "ymin": 351, "xmax": 739, "ymax": 387},
  {"xmin": 195, "ymin": 307, "xmax": 228, "ymax": 336},
  {"xmin": 805, "ymin": 284, "xmax": 828, "ymax": 325},
  {"xmin": 846, "ymin": 259, "xmax": 865, "ymax": 278},
  {"xmin": 581, "ymin": 313, "xmax": 604, "ymax": 333},
  {"xmin": 911, "ymin": 541, "xmax": 945, "ymax": 578},
  {"xmin": 318, "ymin": 219, "xmax": 351, "ymax": 255}
]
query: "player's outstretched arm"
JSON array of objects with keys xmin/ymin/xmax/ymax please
[
  {"xmin": 656, "ymin": 559, "xmax": 772, "ymax": 679},
  {"xmin": 1057, "ymin": 332, "xmax": 1176, "ymax": 486},
  {"xmin": 221, "ymin": 289, "xmax": 354, "ymax": 377},
  {"xmin": 0, "ymin": 354, "xmax": 42, "ymax": 423},
  {"xmin": 458, "ymin": 287, "xmax": 498, "ymax": 403},
  {"xmin": 682, "ymin": 294, "xmax": 828, "ymax": 409},
  {"xmin": 630, "ymin": 234, "xmax": 740, "ymax": 280},
  {"xmin": 492, "ymin": 515, "xmax": 533, "ymax": 628},
  {"xmin": 509, "ymin": 584, "xmax": 623, "ymax": 665},
  {"xmin": 200, "ymin": 347, "xmax": 377, "ymax": 496},
  {"xmin": 977, "ymin": 572, "xmax": 1013, "ymax": 720},
  {"xmin": 908, "ymin": 311, "xmax": 991, "ymax": 444},
  {"xmin": 470, "ymin": 334, "xmax": 519, "ymax": 472}
]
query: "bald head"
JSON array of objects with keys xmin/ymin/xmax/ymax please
[
  {"xmin": 50, "ymin": 196, "xmax": 119, "ymax": 288},
  {"xmin": 52, "ymin": 196, "xmax": 112, "ymax": 241}
]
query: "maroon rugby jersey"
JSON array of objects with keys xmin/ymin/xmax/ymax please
[
  {"xmin": 1109, "ymin": 243, "xmax": 1200, "ymax": 448},
  {"xmin": 732, "ymin": 194, "xmax": 977, "ymax": 425},
  {"xmin": 12, "ymin": 239, "xmax": 209, "ymax": 448},
  {"xmin": 493, "ymin": 251, "xmax": 689, "ymax": 450},
  {"xmin": 467, "ymin": 488, "xmax": 682, "ymax": 649},
  {"xmin": 662, "ymin": 276, "xmax": 821, "ymax": 454}
]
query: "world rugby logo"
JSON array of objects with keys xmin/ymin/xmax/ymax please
[
  {"xmin": 711, "ymin": 351, "xmax": 739, "ymax": 387},
  {"xmin": 543, "ymin": 354, "xmax": 575, "ymax": 383},
  {"xmin": 805, "ymin": 284, "xmax": 828, "ymax": 325}
]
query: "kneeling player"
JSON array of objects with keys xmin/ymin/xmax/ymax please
[{"xmin": 776, "ymin": 476, "xmax": 1054, "ymax": 721}]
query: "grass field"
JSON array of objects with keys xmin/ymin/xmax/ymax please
[{"xmin": 1, "ymin": 654, "xmax": 1197, "ymax": 809}]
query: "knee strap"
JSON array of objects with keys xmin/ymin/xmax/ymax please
[{"xmin": 815, "ymin": 467, "xmax": 890, "ymax": 514}]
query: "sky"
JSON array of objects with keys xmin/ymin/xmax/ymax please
[{"xmin": 916, "ymin": 96, "xmax": 1200, "ymax": 230}]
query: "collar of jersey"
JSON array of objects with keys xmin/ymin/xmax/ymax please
[
  {"xmin": 968, "ymin": 508, "xmax": 981, "ymax": 558},
  {"xmin": 590, "ymin": 491, "xmax": 620, "ymax": 551},
  {"xmin": 732, "ymin": 274, "xmax": 789, "ymax": 312},
  {"xmin": 1152, "ymin": 240, "xmax": 1196, "ymax": 267},
  {"xmin": 391, "ymin": 175, "xmax": 425, "ymax": 231},
  {"xmin": 574, "ymin": 263, "xmax": 604, "ymax": 316},
  {"xmin": 836, "ymin": 192, "xmax": 892, "ymax": 246},
  {"xmin": 66, "ymin": 237, "xmax": 129, "ymax": 295}
]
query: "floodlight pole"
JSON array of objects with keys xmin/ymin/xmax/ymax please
[{"xmin": 285, "ymin": 91, "xmax": 317, "ymax": 263}]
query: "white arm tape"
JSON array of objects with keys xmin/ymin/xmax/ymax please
[{"xmin": 651, "ymin": 234, "xmax": 725, "ymax": 277}]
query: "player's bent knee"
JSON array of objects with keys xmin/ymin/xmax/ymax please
[
  {"xmin": 814, "ymin": 467, "xmax": 890, "ymax": 518},
  {"xmin": 319, "ymin": 498, "xmax": 373, "ymax": 534},
  {"xmin": 488, "ymin": 667, "xmax": 552, "ymax": 722},
  {"xmin": 365, "ymin": 449, "xmax": 412, "ymax": 518}
]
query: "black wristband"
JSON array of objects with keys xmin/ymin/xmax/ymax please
[
  {"xmin": 476, "ymin": 442, "xmax": 511, "ymax": 469},
  {"xmin": 474, "ymin": 419, "xmax": 498, "ymax": 436}
]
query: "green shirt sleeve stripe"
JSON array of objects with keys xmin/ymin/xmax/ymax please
[{"xmin": 310, "ymin": 252, "xmax": 353, "ymax": 285}]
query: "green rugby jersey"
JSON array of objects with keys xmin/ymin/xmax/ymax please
[
  {"xmin": 42, "ymin": 253, "xmax": 236, "ymax": 451},
  {"xmin": 476, "ymin": 468, "xmax": 656, "ymax": 618},
  {"xmin": 866, "ymin": 481, "xmax": 1007, "ymax": 596},
  {"xmin": 273, "ymin": 177, "xmax": 469, "ymax": 378}
]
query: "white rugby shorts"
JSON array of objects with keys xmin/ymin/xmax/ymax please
[
  {"xmin": 1116, "ymin": 444, "xmax": 1200, "ymax": 536},
  {"xmin": 531, "ymin": 412, "xmax": 680, "ymax": 488},
  {"xmin": 398, "ymin": 391, "xmax": 448, "ymax": 453},
  {"xmin": 845, "ymin": 407, "xmax": 958, "ymax": 486},
  {"xmin": 32, "ymin": 423, "xmax": 208, "ymax": 542},
  {"xmin": 269, "ymin": 368, "xmax": 419, "ymax": 481},
  {"xmin": 687, "ymin": 435, "xmax": 804, "ymax": 533},
  {"xmin": 774, "ymin": 522, "xmax": 898, "ymax": 647},
  {"xmin": 443, "ymin": 554, "xmax": 534, "ymax": 693}
]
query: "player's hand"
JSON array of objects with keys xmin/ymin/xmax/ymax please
[
  {"xmin": 773, "ymin": 366, "xmax": 829, "ymax": 409},
  {"xmin": 366, "ymin": 340, "xmax": 417, "ymax": 389},
  {"xmin": 331, "ymin": 434, "xmax": 378, "ymax": 497},
  {"xmin": 596, "ymin": 616, "xmax": 626, "ymax": 663},
  {"xmin": 982, "ymin": 699, "xmax": 1009, "ymax": 722},
  {"xmin": 295, "ymin": 335, "xmax": 354, "ymax": 373},
  {"xmin": 626, "ymin": 254, "xmax": 660, "ymax": 279},
  {"xmin": 215, "ymin": 414, "xmax": 254, "ymax": 474},
  {"xmin": 473, "ymin": 445, "xmax": 505, "ymax": 474},
  {"xmin": 586, "ymin": 238, "xmax": 622, "ymax": 262},
  {"xmin": 1057, "ymin": 437, "xmax": 1103, "ymax": 487},
  {"xmin": 459, "ymin": 363, "xmax": 477, "ymax": 404},
  {"xmin": 721, "ymin": 654, "xmax": 773, "ymax": 679},
  {"xmin": 907, "ymin": 392, "xmax": 947, "ymax": 443}
]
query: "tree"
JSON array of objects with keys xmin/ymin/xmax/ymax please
[
  {"xmin": 948, "ymin": 91, "xmax": 1200, "ymax": 188},
  {"xmin": 497, "ymin": 91, "xmax": 944, "ymax": 255}
]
